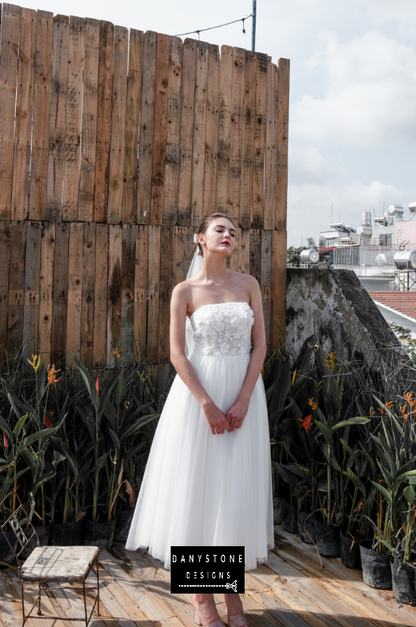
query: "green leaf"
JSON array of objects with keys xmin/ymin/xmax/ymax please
[
  {"xmin": 403, "ymin": 485, "xmax": 416, "ymax": 505},
  {"xmin": 17, "ymin": 427, "xmax": 57, "ymax": 454},
  {"xmin": 109, "ymin": 429, "xmax": 121, "ymax": 450},
  {"xmin": 12, "ymin": 413, "xmax": 29, "ymax": 440},
  {"xmin": 314, "ymin": 420, "xmax": 333, "ymax": 447},
  {"xmin": 324, "ymin": 375, "xmax": 341, "ymax": 416},
  {"xmin": 333, "ymin": 417, "xmax": 370, "ymax": 431},
  {"xmin": 371, "ymin": 480, "xmax": 392, "ymax": 505}
]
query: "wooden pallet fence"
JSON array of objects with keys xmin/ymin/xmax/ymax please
[
  {"xmin": 0, "ymin": 224, "xmax": 280, "ymax": 366},
  {"xmin": 0, "ymin": 3, "xmax": 289, "ymax": 368}
]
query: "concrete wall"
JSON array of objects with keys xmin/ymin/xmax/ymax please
[{"xmin": 286, "ymin": 268, "xmax": 407, "ymax": 370}]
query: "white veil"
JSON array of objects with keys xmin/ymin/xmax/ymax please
[{"xmin": 185, "ymin": 234, "xmax": 203, "ymax": 356}]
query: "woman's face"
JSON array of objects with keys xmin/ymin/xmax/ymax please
[{"xmin": 199, "ymin": 218, "xmax": 236, "ymax": 257}]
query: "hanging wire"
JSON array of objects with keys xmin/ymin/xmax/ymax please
[{"xmin": 175, "ymin": 14, "xmax": 252, "ymax": 39}]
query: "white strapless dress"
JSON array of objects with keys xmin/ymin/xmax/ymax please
[{"xmin": 125, "ymin": 302, "xmax": 274, "ymax": 571}]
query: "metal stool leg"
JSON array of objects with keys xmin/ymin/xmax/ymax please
[
  {"xmin": 96, "ymin": 556, "xmax": 100, "ymax": 616},
  {"xmin": 37, "ymin": 581, "xmax": 42, "ymax": 615}
]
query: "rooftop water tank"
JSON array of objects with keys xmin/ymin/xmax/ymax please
[
  {"xmin": 393, "ymin": 250, "xmax": 416, "ymax": 270},
  {"xmin": 362, "ymin": 211, "xmax": 371, "ymax": 227},
  {"xmin": 300, "ymin": 248, "xmax": 319, "ymax": 264},
  {"xmin": 357, "ymin": 226, "xmax": 372, "ymax": 237},
  {"xmin": 409, "ymin": 202, "xmax": 416, "ymax": 213}
]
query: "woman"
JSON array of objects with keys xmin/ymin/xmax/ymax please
[{"xmin": 126, "ymin": 213, "xmax": 274, "ymax": 627}]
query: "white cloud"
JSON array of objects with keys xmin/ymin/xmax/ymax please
[
  {"xmin": 289, "ymin": 144, "xmax": 345, "ymax": 184},
  {"xmin": 291, "ymin": 31, "xmax": 416, "ymax": 147}
]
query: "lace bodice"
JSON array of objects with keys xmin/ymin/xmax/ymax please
[{"xmin": 190, "ymin": 302, "xmax": 254, "ymax": 356}]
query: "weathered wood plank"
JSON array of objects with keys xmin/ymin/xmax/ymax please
[
  {"xmin": 92, "ymin": 222, "xmax": 108, "ymax": 367},
  {"xmin": 122, "ymin": 29, "xmax": 143, "ymax": 224},
  {"xmin": 240, "ymin": 50, "xmax": 256, "ymax": 231},
  {"xmin": 158, "ymin": 227, "xmax": 172, "ymax": 362},
  {"xmin": 0, "ymin": 223, "xmax": 11, "ymax": 366},
  {"xmin": 230, "ymin": 226, "xmax": 240, "ymax": 272},
  {"xmin": 46, "ymin": 14, "xmax": 69, "ymax": 222},
  {"xmin": 30, "ymin": 10, "xmax": 53, "ymax": 221},
  {"xmin": 182, "ymin": 227, "xmax": 197, "ymax": 278},
  {"xmin": 66, "ymin": 222, "xmax": 83, "ymax": 369},
  {"xmin": 252, "ymin": 52, "xmax": 267, "ymax": 229},
  {"xmin": 261, "ymin": 229, "xmax": 272, "ymax": 347},
  {"xmin": 150, "ymin": 33, "xmax": 170, "ymax": 226},
  {"xmin": 62, "ymin": 16, "xmax": 84, "ymax": 222},
  {"xmin": 249, "ymin": 228, "xmax": 261, "ymax": 284},
  {"xmin": 238, "ymin": 227, "xmax": 250, "ymax": 274},
  {"xmin": 107, "ymin": 24, "xmax": 128, "ymax": 224},
  {"xmin": 107, "ymin": 224, "xmax": 123, "ymax": 364},
  {"xmin": 203, "ymin": 44, "xmax": 219, "ymax": 217},
  {"xmin": 80, "ymin": 222, "xmax": 95, "ymax": 366},
  {"xmin": 177, "ymin": 38, "xmax": 197, "ymax": 227},
  {"xmin": 228, "ymin": 47, "xmax": 245, "ymax": 225},
  {"xmin": 11, "ymin": 7, "xmax": 36, "ymax": 221},
  {"xmin": 51, "ymin": 221, "xmax": 69, "ymax": 366},
  {"xmin": 163, "ymin": 35, "xmax": 182, "ymax": 226},
  {"xmin": 23, "ymin": 221, "xmax": 41, "ymax": 358},
  {"xmin": 120, "ymin": 224, "xmax": 135, "ymax": 363},
  {"xmin": 137, "ymin": 31, "xmax": 157, "ymax": 225},
  {"xmin": 147, "ymin": 225, "xmax": 161, "ymax": 362},
  {"xmin": 264, "ymin": 58, "xmax": 277, "ymax": 230},
  {"xmin": 7, "ymin": 222, "xmax": 26, "ymax": 360},
  {"xmin": 38, "ymin": 221, "xmax": 55, "ymax": 366},
  {"xmin": 78, "ymin": 18, "xmax": 99, "ymax": 222},
  {"xmin": 93, "ymin": 20, "xmax": 114, "ymax": 223},
  {"xmin": 173, "ymin": 226, "xmax": 185, "ymax": 286},
  {"xmin": 276, "ymin": 58, "xmax": 290, "ymax": 231},
  {"xmin": 0, "ymin": 4, "xmax": 20, "ymax": 221},
  {"xmin": 190, "ymin": 41, "xmax": 209, "ymax": 227},
  {"xmin": 271, "ymin": 229, "xmax": 287, "ymax": 349},
  {"xmin": 216, "ymin": 45, "xmax": 233, "ymax": 216},
  {"xmin": 134, "ymin": 225, "xmax": 148, "ymax": 359}
]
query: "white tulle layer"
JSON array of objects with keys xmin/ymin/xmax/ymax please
[{"xmin": 125, "ymin": 350, "xmax": 274, "ymax": 571}]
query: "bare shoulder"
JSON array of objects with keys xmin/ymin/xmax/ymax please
[
  {"xmin": 234, "ymin": 271, "xmax": 260, "ymax": 293},
  {"xmin": 171, "ymin": 281, "xmax": 192, "ymax": 308}
]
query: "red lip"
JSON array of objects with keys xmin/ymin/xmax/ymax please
[{"xmin": 221, "ymin": 241, "xmax": 230, "ymax": 247}]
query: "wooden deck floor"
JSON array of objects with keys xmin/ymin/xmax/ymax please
[{"xmin": 1, "ymin": 527, "xmax": 416, "ymax": 627}]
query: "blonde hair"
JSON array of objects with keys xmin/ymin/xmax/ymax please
[{"xmin": 197, "ymin": 213, "xmax": 235, "ymax": 256}]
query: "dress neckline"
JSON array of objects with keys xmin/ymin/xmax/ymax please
[{"xmin": 190, "ymin": 301, "xmax": 252, "ymax": 321}]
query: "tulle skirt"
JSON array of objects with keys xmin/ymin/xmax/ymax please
[{"xmin": 125, "ymin": 350, "xmax": 274, "ymax": 571}]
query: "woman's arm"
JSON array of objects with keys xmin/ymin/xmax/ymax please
[
  {"xmin": 226, "ymin": 276, "xmax": 267, "ymax": 431},
  {"xmin": 169, "ymin": 284, "xmax": 231, "ymax": 435}
]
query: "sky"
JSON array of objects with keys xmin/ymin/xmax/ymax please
[{"xmin": 18, "ymin": 0, "xmax": 416, "ymax": 246}]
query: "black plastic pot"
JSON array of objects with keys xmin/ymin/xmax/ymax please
[
  {"xmin": 20, "ymin": 524, "xmax": 51, "ymax": 561},
  {"xmin": 339, "ymin": 527, "xmax": 362, "ymax": 570},
  {"xmin": 360, "ymin": 539, "xmax": 392, "ymax": 590},
  {"xmin": 281, "ymin": 499, "xmax": 298, "ymax": 534},
  {"xmin": 84, "ymin": 518, "xmax": 116, "ymax": 549},
  {"xmin": 314, "ymin": 516, "xmax": 340, "ymax": 557},
  {"xmin": 297, "ymin": 510, "xmax": 315, "ymax": 544},
  {"xmin": 273, "ymin": 497, "xmax": 283, "ymax": 525},
  {"xmin": 0, "ymin": 529, "xmax": 17, "ymax": 566},
  {"xmin": 391, "ymin": 561, "xmax": 416, "ymax": 605},
  {"xmin": 50, "ymin": 517, "xmax": 85, "ymax": 546},
  {"xmin": 114, "ymin": 509, "xmax": 134, "ymax": 543}
]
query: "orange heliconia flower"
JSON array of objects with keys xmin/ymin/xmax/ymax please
[
  {"xmin": 3, "ymin": 433, "xmax": 8, "ymax": 450},
  {"xmin": 299, "ymin": 415, "xmax": 313, "ymax": 433},
  {"xmin": 96, "ymin": 375, "xmax": 99, "ymax": 395},
  {"xmin": 47, "ymin": 364, "xmax": 61, "ymax": 386},
  {"xmin": 112, "ymin": 347, "xmax": 123, "ymax": 362},
  {"xmin": 44, "ymin": 414, "xmax": 53, "ymax": 428},
  {"xmin": 324, "ymin": 351, "xmax": 337, "ymax": 371},
  {"xmin": 378, "ymin": 401, "xmax": 394, "ymax": 416},
  {"xmin": 307, "ymin": 397, "xmax": 318, "ymax": 411}
]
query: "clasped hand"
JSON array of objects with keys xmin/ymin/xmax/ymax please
[{"xmin": 203, "ymin": 397, "xmax": 249, "ymax": 435}]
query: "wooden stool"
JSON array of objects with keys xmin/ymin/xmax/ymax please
[{"xmin": 20, "ymin": 545, "xmax": 100, "ymax": 625}]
